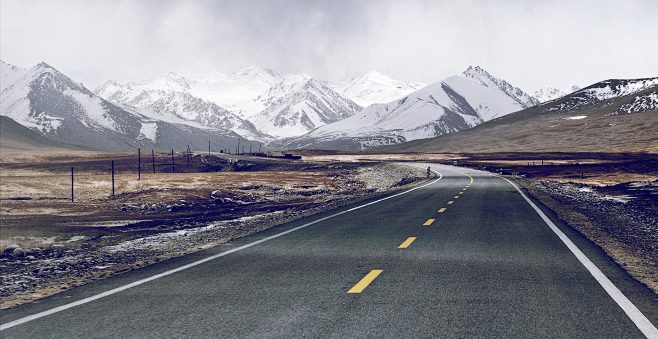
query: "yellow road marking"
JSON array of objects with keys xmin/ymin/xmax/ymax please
[
  {"xmin": 454, "ymin": 195, "xmax": 460, "ymax": 199},
  {"xmin": 438, "ymin": 208, "xmax": 447, "ymax": 213},
  {"xmin": 447, "ymin": 201, "xmax": 454, "ymax": 205},
  {"xmin": 398, "ymin": 237, "xmax": 417, "ymax": 249},
  {"xmin": 423, "ymin": 219, "xmax": 435, "ymax": 226},
  {"xmin": 348, "ymin": 269, "xmax": 383, "ymax": 293}
]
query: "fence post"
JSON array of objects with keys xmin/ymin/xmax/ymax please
[
  {"xmin": 152, "ymin": 150, "xmax": 155, "ymax": 174},
  {"xmin": 138, "ymin": 148, "xmax": 141, "ymax": 180},
  {"xmin": 111, "ymin": 160, "xmax": 115, "ymax": 198},
  {"xmin": 71, "ymin": 167, "xmax": 74, "ymax": 202}
]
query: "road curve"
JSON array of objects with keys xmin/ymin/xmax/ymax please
[{"xmin": 1, "ymin": 163, "xmax": 657, "ymax": 338}]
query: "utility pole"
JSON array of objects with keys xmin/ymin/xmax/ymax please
[
  {"xmin": 208, "ymin": 141, "xmax": 211, "ymax": 156},
  {"xmin": 186, "ymin": 145, "xmax": 191, "ymax": 166},
  {"xmin": 249, "ymin": 144, "xmax": 252, "ymax": 154},
  {"xmin": 71, "ymin": 167, "xmax": 74, "ymax": 202},
  {"xmin": 138, "ymin": 148, "xmax": 141, "ymax": 180},
  {"xmin": 111, "ymin": 160, "xmax": 115, "ymax": 198},
  {"xmin": 171, "ymin": 149, "xmax": 175, "ymax": 173},
  {"xmin": 152, "ymin": 150, "xmax": 155, "ymax": 174},
  {"xmin": 236, "ymin": 138, "xmax": 240, "ymax": 155}
]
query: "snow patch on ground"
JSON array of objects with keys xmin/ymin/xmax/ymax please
[
  {"xmin": 565, "ymin": 115, "xmax": 587, "ymax": 120},
  {"xmin": 138, "ymin": 121, "xmax": 158, "ymax": 142}
]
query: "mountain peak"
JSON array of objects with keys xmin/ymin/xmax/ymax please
[
  {"xmin": 357, "ymin": 70, "xmax": 397, "ymax": 83},
  {"xmin": 235, "ymin": 63, "xmax": 280, "ymax": 78},
  {"xmin": 463, "ymin": 65, "xmax": 493, "ymax": 79}
]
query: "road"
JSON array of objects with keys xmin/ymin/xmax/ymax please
[{"xmin": 2, "ymin": 163, "xmax": 657, "ymax": 338}]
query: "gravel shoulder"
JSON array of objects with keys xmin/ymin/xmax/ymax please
[{"xmin": 518, "ymin": 178, "xmax": 658, "ymax": 294}]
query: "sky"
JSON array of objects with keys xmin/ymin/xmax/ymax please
[{"xmin": 1, "ymin": 0, "xmax": 657, "ymax": 92}]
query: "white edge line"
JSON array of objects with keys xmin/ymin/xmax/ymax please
[
  {"xmin": 0, "ymin": 169, "xmax": 443, "ymax": 331},
  {"xmin": 457, "ymin": 165, "xmax": 658, "ymax": 338}
]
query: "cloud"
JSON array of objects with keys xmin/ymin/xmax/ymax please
[{"xmin": 1, "ymin": 0, "xmax": 656, "ymax": 91}]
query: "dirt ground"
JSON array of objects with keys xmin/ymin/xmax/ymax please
[{"xmin": 0, "ymin": 150, "xmax": 426, "ymax": 309}]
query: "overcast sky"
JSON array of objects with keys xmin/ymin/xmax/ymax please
[{"xmin": 1, "ymin": 0, "xmax": 656, "ymax": 92}]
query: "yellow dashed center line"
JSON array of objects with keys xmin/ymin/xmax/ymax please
[
  {"xmin": 348, "ymin": 269, "xmax": 383, "ymax": 293},
  {"xmin": 398, "ymin": 237, "xmax": 417, "ymax": 249},
  {"xmin": 459, "ymin": 191, "xmax": 464, "ymax": 195},
  {"xmin": 454, "ymin": 195, "xmax": 460, "ymax": 199},
  {"xmin": 438, "ymin": 207, "xmax": 447, "ymax": 213},
  {"xmin": 447, "ymin": 201, "xmax": 454, "ymax": 205},
  {"xmin": 423, "ymin": 219, "xmax": 435, "ymax": 226}
]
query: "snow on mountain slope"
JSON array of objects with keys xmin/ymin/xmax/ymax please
[
  {"xmin": 533, "ymin": 85, "xmax": 581, "ymax": 103},
  {"xmin": 1, "ymin": 61, "xmax": 133, "ymax": 135},
  {"xmin": 462, "ymin": 66, "xmax": 538, "ymax": 108},
  {"xmin": 1, "ymin": 60, "xmax": 27, "ymax": 92},
  {"xmin": 546, "ymin": 78, "xmax": 658, "ymax": 112},
  {"xmin": 96, "ymin": 74, "xmax": 270, "ymax": 141},
  {"xmin": 617, "ymin": 90, "xmax": 658, "ymax": 114},
  {"xmin": 188, "ymin": 64, "xmax": 282, "ymax": 117},
  {"xmin": 328, "ymin": 70, "xmax": 424, "ymax": 107},
  {"xmin": 1, "ymin": 60, "xmax": 249, "ymax": 151},
  {"xmin": 282, "ymin": 66, "xmax": 537, "ymax": 151},
  {"xmin": 96, "ymin": 65, "xmax": 362, "ymax": 139},
  {"xmin": 251, "ymin": 74, "xmax": 362, "ymax": 138}
]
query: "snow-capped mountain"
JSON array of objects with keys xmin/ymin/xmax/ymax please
[
  {"xmin": 384, "ymin": 78, "xmax": 658, "ymax": 154},
  {"xmin": 95, "ymin": 74, "xmax": 270, "ymax": 141},
  {"xmin": 188, "ymin": 64, "xmax": 282, "ymax": 117},
  {"xmin": 328, "ymin": 70, "xmax": 424, "ymax": 107},
  {"xmin": 545, "ymin": 78, "xmax": 658, "ymax": 113},
  {"xmin": 462, "ymin": 66, "xmax": 538, "ymax": 109},
  {"xmin": 0, "ymin": 60, "xmax": 249, "ymax": 151},
  {"xmin": 250, "ymin": 74, "xmax": 361, "ymax": 138},
  {"xmin": 97, "ymin": 67, "xmax": 361, "ymax": 139},
  {"xmin": 281, "ymin": 66, "xmax": 538, "ymax": 151},
  {"xmin": 533, "ymin": 85, "xmax": 581, "ymax": 103}
]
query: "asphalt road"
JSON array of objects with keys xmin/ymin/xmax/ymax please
[{"xmin": 2, "ymin": 164, "xmax": 657, "ymax": 338}]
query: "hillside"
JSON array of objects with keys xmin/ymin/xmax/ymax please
[
  {"xmin": 382, "ymin": 79, "xmax": 658, "ymax": 154},
  {"xmin": 280, "ymin": 66, "xmax": 537, "ymax": 151},
  {"xmin": 0, "ymin": 116, "xmax": 83, "ymax": 151}
]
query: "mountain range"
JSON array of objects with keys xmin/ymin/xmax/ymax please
[
  {"xmin": 279, "ymin": 66, "xmax": 539, "ymax": 151},
  {"xmin": 2, "ymin": 59, "xmax": 655, "ymax": 153},
  {"xmin": 0, "ymin": 60, "xmax": 247, "ymax": 151},
  {"xmin": 533, "ymin": 85, "xmax": 581, "ymax": 103},
  {"xmin": 384, "ymin": 77, "xmax": 658, "ymax": 153}
]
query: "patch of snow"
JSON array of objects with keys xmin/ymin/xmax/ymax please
[
  {"xmin": 138, "ymin": 120, "xmax": 158, "ymax": 142},
  {"xmin": 565, "ymin": 115, "xmax": 587, "ymax": 120},
  {"xmin": 63, "ymin": 88, "xmax": 117, "ymax": 131}
]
